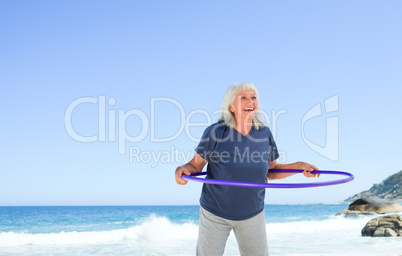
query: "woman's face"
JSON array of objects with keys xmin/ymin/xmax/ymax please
[{"xmin": 229, "ymin": 90, "xmax": 258, "ymax": 122}]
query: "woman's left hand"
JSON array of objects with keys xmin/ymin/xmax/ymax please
[{"xmin": 297, "ymin": 161, "xmax": 320, "ymax": 178}]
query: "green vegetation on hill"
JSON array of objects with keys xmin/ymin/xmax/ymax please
[{"xmin": 344, "ymin": 170, "xmax": 402, "ymax": 203}]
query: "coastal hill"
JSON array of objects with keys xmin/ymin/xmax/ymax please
[{"xmin": 344, "ymin": 170, "xmax": 402, "ymax": 203}]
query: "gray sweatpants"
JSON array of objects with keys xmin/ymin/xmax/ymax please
[{"xmin": 196, "ymin": 207, "xmax": 269, "ymax": 256}]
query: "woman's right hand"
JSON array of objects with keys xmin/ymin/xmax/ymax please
[
  {"xmin": 175, "ymin": 153, "xmax": 208, "ymax": 185},
  {"xmin": 175, "ymin": 166, "xmax": 191, "ymax": 185}
]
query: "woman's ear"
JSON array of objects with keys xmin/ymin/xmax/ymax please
[{"xmin": 228, "ymin": 105, "xmax": 234, "ymax": 113}]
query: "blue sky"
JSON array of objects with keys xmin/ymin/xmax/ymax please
[{"xmin": 1, "ymin": 0, "xmax": 401, "ymax": 206}]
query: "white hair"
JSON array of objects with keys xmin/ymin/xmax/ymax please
[{"xmin": 218, "ymin": 82, "xmax": 265, "ymax": 130}]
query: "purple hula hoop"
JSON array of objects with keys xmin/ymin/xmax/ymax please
[{"xmin": 182, "ymin": 169, "xmax": 354, "ymax": 188}]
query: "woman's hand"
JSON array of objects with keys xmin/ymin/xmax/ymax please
[
  {"xmin": 297, "ymin": 161, "xmax": 320, "ymax": 178},
  {"xmin": 175, "ymin": 166, "xmax": 191, "ymax": 185},
  {"xmin": 267, "ymin": 160, "xmax": 319, "ymax": 180},
  {"xmin": 175, "ymin": 153, "xmax": 208, "ymax": 185}
]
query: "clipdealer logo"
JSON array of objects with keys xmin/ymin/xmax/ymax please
[
  {"xmin": 302, "ymin": 95, "xmax": 339, "ymax": 161},
  {"xmin": 64, "ymin": 95, "xmax": 339, "ymax": 165}
]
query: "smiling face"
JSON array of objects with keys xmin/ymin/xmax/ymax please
[{"xmin": 229, "ymin": 89, "xmax": 258, "ymax": 124}]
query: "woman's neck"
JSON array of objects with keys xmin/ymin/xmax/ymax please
[{"xmin": 234, "ymin": 119, "xmax": 253, "ymax": 136}]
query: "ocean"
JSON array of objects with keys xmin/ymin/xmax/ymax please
[{"xmin": 0, "ymin": 205, "xmax": 401, "ymax": 256}]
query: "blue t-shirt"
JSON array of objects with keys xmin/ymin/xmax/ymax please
[{"xmin": 195, "ymin": 121, "xmax": 279, "ymax": 220}]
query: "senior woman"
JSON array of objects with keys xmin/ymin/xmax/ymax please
[{"xmin": 175, "ymin": 82, "xmax": 318, "ymax": 256}]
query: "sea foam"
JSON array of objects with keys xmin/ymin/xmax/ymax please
[
  {"xmin": 267, "ymin": 215, "xmax": 372, "ymax": 234},
  {"xmin": 0, "ymin": 215, "xmax": 377, "ymax": 247},
  {"xmin": 0, "ymin": 215, "xmax": 198, "ymax": 247}
]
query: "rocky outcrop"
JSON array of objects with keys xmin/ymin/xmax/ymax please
[
  {"xmin": 336, "ymin": 197, "xmax": 402, "ymax": 216},
  {"xmin": 344, "ymin": 170, "xmax": 402, "ymax": 203},
  {"xmin": 361, "ymin": 214, "xmax": 402, "ymax": 237}
]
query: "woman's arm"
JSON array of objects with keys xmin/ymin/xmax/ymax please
[
  {"xmin": 175, "ymin": 152, "xmax": 208, "ymax": 185},
  {"xmin": 267, "ymin": 160, "xmax": 319, "ymax": 181}
]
